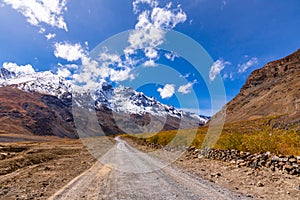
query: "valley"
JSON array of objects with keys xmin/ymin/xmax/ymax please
[
  {"xmin": 0, "ymin": 41, "xmax": 299, "ymax": 200},
  {"xmin": 0, "ymin": 0, "xmax": 299, "ymax": 199}
]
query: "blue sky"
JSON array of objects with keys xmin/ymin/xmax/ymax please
[{"xmin": 0, "ymin": 0, "xmax": 299, "ymax": 116}]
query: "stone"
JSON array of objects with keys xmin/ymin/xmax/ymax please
[
  {"xmin": 258, "ymin": 160, "xmax": 266, "ymax": 166},
  {"xmin": 257, "ymin": 181, "xmax": 264, "ymax": 187},
  {"xmin": 271, "ymin": 156, "xmax": 279, "ymax": 162},
  {"xmin": 284, "ymin": 164, "xmax": 294, "ymax": 172}
]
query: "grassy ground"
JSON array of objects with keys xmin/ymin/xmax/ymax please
[{"xmin": 125, "ymin": 117, "xmax": 300, "ymax": 156}]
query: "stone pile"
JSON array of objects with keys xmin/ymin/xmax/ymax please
[{"xmin": 187, "ymin": 147, "xmax": 300, "ymax": 176}]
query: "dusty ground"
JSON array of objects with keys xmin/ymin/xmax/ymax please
[
  {"xmin": 0, "ymin": 135, "xmax": 96, "ymax": 200},
  {"xmin": 124, "ymin": 138, "xmax": 300, "ymax": 200}
]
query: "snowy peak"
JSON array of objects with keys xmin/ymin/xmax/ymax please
[
  {"xmin": 94, "ymin": 83, "xmax": 208, "ymax": 124},
  {"xmin": 95, "ymin": 84, "xmax": 181, "ymax": 118},
  {"xmin": 0, "ymin": 69, "xmax": 72, "ymax": 99}
]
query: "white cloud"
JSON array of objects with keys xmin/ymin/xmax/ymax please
[
  {"xmin": 39, "ymin": 27, "xmax": 46, "ymax": 33},
  {"xmin": 157, "ymin": 84, "xmax": 175, "ymax": 99},
  {"xmin": 99, "ymin": 50, "xmax": 121, "ymax": 64},
  {"xmin": 2, "ymin": 0, "xmax": 68, "ymax": 31},
  {"xmin": 178, "ymin": 80, "xmax": 197, "ymax": 94},
  {"xmin": 57, "ymin": 67, "xmax": 71, "ymax": 78},
  {"xmin": 72, "ymin": 57, "xmax": 102, "ymax": 91},
  {"xmin": 3, "ymin": 62, "xmax": 35, "ymax": 75},
  {"xmin": 72, "ymin": 56, "xmax": 134, "ymax": 91},
  {"xmin": 56, "ymin": 63, "xmax": 80, "ymax": 78},
  {"xmin": 132, "ymin": 0, "xmax": 158, "ymax": 14},
  {"xmin": 45, "ymin": 33, "xmax": 56, "ymax": 40},
  {"xmin": 143, "ymin": 60, "xmax": 156, "ymax": 67},
  {"xmin": 54, "ymin": 42, "xmax": 86, "ymax": 62},
  {"xmin": 64, "ymin": 64, "xmax": 78, "ymax": 70},
  {"xmin": 179, "ymin": 73, "xmax": 190, "ymax": 78},
  {"xmin": 110, "ymin": 67, "xmax": 134, "ymax": 82},
  {"xmin": 151, "ymin": 6, "xmax": 187, "ymax": 29},
  {"xmin": 126, "ymin": 1, "xmax": 187, "ymax": 60},
  {"xmin": 209, "ymin": 59, "xmax": 231, "ymax": 81},
  {"xmin": 144, "ymin": 47, "xmax": 158, "ymax": 59},
  {"xmin": 70, "ymin": 1, "xmax": 187, "ymax": 87},
  {"xmin": 165, "ymin": 52, "xmax": 177, "ymax": 61},
  {"xmin": 238, "ymin": 57, "xmax": 258, "ymax": 73}
]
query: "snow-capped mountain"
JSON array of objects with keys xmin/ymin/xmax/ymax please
[
  {"xmin": 0, "ymin": 68, "xmax": 208, "ymax": 129},
  {"xmin": 0, "ymin": 70, "xmax": 72, "ymax": 99},
  {"xmin": 94, "ymin": 82, "xmax": 208, "ymax": 124}
]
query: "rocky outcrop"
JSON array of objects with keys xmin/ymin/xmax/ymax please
[
  {"xmin": 0, "ymin": 68, "xmax": 15, "ymax": 80},
  {"xmin": 225, "ymin": 49, "xmax": 300, "ymax": 129}
]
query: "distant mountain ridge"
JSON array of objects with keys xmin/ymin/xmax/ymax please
[
  {"xmin": 224, "ymin": 49, "xmax": 300, "ymax": 129},
  {"xmin": 0, "ymin": 69, "xmax": 208, "ymax": 138}
]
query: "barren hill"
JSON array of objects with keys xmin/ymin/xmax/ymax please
[
  {"xmin": 0, "ymin": 87, "xmax": 77, "ymax": 138},
  {"xmin": 225, "ymin": 49, "xmax": 300, "ymax": 128}
]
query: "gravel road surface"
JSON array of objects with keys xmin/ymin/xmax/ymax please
[{"xmin": 49, "ymin": 137, "xmax": 250, "ymax": 200}]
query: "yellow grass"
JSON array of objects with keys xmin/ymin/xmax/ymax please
[{"xmin": 125, "ymin": 117, "xmax": 300, "ymax": 156}]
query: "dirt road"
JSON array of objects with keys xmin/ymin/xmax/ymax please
[{"xmin": 49, "ymin": 137, "xmax": 250, "ymax": 200}]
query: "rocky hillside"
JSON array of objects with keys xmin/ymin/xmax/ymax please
[
  {"xmin": 0, "ymin": 87, "xmax": 76, "ymax": 138},
  {"xmin": 225, "ymin": 49, "xmax": 300, "ymax": 128}
]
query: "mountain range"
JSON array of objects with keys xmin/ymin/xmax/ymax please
[
  {"xmin": 0, "ymin": 68, "xmax": 208, "ymax": 138},
  {"xmin": 1, "ymin": 49, "xmax": 298, "ymax": 139}
]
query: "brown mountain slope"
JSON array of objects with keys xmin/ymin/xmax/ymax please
[
  {"xmin": 225, "ymin": 49, "xmax": 300, "ymax": 128},
  {"xmin": 0, "ymin": 87, "xmax": 77, "ymax": 138}
]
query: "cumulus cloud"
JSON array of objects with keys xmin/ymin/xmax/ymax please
[
  {"xmin": 143, "ymin": 60, "xmax": 156, "ymax": 67},
  {"xmin": 70, "ymin": 1, "xmax": 187, "ymax": 88},
  {"xmin": 132, "ymin": 0, "xmax": 158, "ymax": 14},
  {"xmin": 2, "ymin": 0, "xmax": 68, "ymax": 31},
  {"xmin": 72, "ymin": 56, "xmax": 134, "ymax": 91},
  {"xmin": 55, "ymin": 63, "xmax": 79, "ymax": 79},
  {"xmin": 238, "ymin": 57, "xmax": 258, "ymax": 73},
  {"xmin": 54, "ymin": 42, "xmax": 86, "ymax": 62},
  {"xmin": 110, "ymin": 67, "xmax": 134, "ymax": 82},
  {"xmin": 57, "ymin": 67, "xmax": 71, "ymax": 78},
  {"xmin": 144, "ymin": 47, "xmax": 158, "ymax": 59},
  {"xmin": 99, "ymin": 50, "xmax": 121, "ymax": 64},
  {"xmin": 157, "ymin": 84, "xmax": 175, "ymax": 99},
  {"xmin": 73, "ymin": 0, "xmax": 187, "ymax": 86},
  {"xmin": 178, "ymin": 80, "xmax": 197, "ymax": 94},
  {"xmin": 3, "ymin": 62, "xmax": 35, "ymax": 75},
  {"xmin": 126, "ymin": 1, "xmax": 187, "ymax": 60},
  {"xmin": 64, "ymin": 63, "xmax": 79, "ymax": 70},
  {"xmin": 45, "ymin": 33, "xmax": 56, "ymax": 40},
  {"xmin": 209, "ymin": 59, "xmax": 231, "ymax": 81}
]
